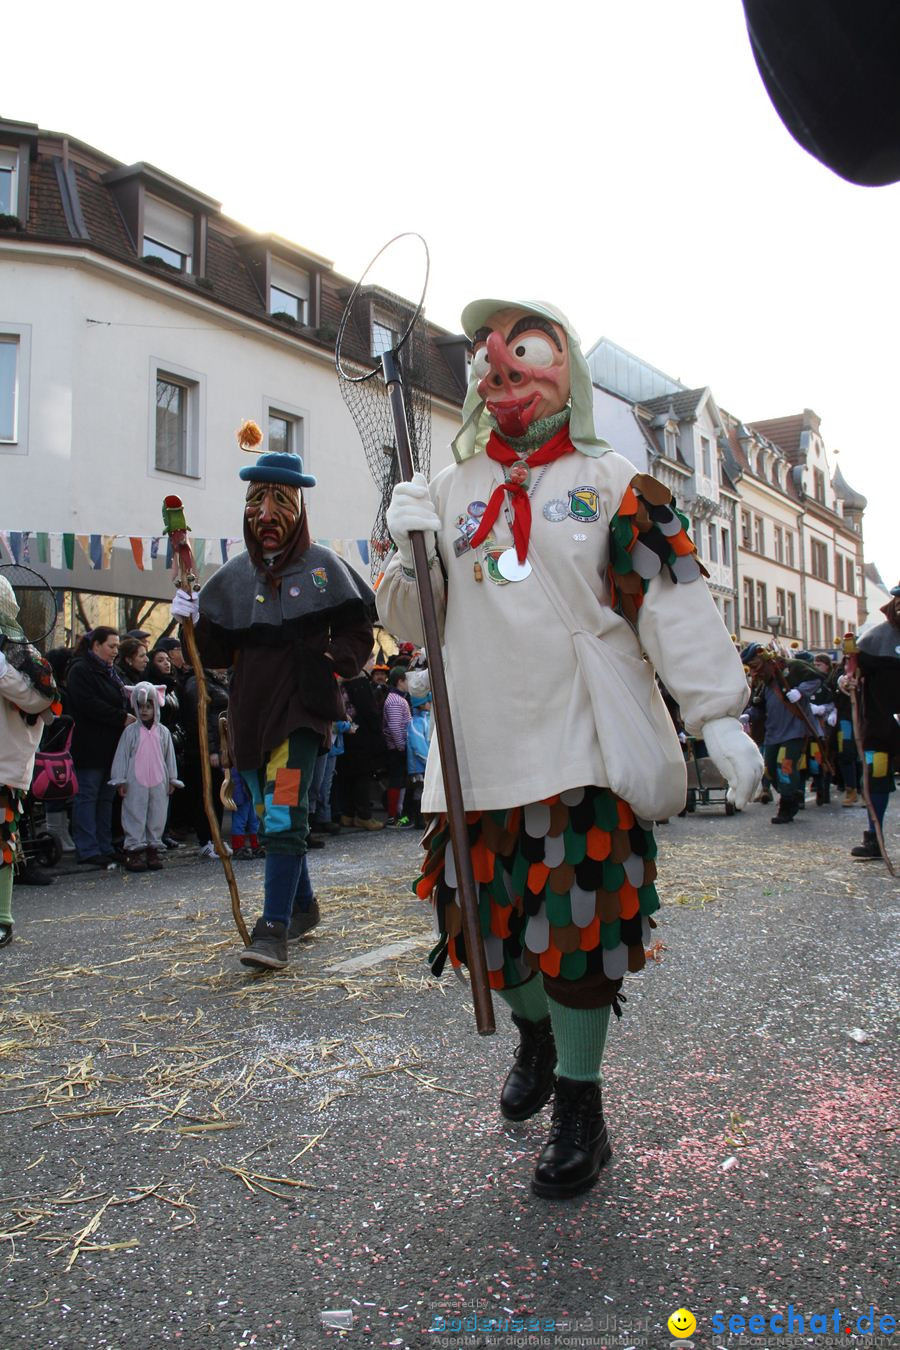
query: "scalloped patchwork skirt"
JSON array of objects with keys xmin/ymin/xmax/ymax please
[
  {"xmin": 0, "ymin": 786, "xmax": 24, "ymax": 869},
  {"xmin": 415, "ymin": 785, "xmax": 660, "ymax": 1006}
]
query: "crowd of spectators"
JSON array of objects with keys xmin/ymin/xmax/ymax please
[{"xmin": 14, "ymin": 626, "xmax": 432, "ymax": 884}]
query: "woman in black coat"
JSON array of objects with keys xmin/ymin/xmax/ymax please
[
  {"xmin": 67, "ymin": 628, "xmax": 132, "ymax": 866},
  {"xmin": 181, "ymin": 668, "xmax": 229, "ymax": 854}
]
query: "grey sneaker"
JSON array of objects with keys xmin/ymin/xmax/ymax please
[
  {"xmin": 239, "ymin": 919, "xmax": 289, "ymax": 970},
  {"xmin": 287, "ymin": 898, "xmax": 320, "ymax": 943}
]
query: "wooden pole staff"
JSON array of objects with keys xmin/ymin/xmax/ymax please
[
  {"xmin": 381, "ymin": 352, "xmax": 495, "ymax": 1036},
  {"xmin": 162, "ymin": 495, "xmax": 251, "ymax": 943}
]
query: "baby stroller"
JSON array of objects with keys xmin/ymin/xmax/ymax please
[{"xmin": 18, "ymin": 714, "xmax": 78, "ymax": 872}]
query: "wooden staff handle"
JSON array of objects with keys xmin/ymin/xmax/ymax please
[{"xmin": 382, "ymin": 352, "xmax": 495, "ymax": 1036}]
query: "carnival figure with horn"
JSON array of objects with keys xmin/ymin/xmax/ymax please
[
  {"xmin": 173, "ymin": 427, "xmax": 375, "ymax": 969},
  {"xmin": 377, "ymin": 299, "xmax": 763, "ymax": 1199}
]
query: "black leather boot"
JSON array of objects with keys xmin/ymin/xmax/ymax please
[
  {"xmin": 851, "ymin": 830, "xmax": 880, "ymax": 860},
  {"xmin": 500, "ymin": 1014, "xmax": 557, "ymax": 1122},
  {"xmin": 531, "ymin": 1076, "xmax": 611, "ymax": 1199}
]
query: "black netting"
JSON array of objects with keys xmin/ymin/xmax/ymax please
[{"xmin": 336, "ymin": 283, "xmax": 431, "ymax": 582}]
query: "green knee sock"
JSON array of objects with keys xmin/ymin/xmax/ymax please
[
  {"xmin": 498, "ymin": 975, "xmax": 550, "ymax": 1023},
  {"xmin": 0, "ymin": 868, "xmax": 12, "ymax": 928},
  {"xmin": 547, "ymin": 997, "xmax": 611, "ymax": 1082}
]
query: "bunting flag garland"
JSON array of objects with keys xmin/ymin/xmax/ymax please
[{"xmin": 0, "ymin": 528, "xmax": 373, "ymax": 579}]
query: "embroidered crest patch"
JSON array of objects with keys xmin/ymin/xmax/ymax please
[
  {"xmin": 311, "ymin": 568, "xmax": 328, "ymax": 589},
  {"xmin": 543, "ymin": 498, "xmax": 569, "ymax": 522},
  {"xmin": 568, "ymin": 487, "xmax": 600, "ymax": 522}
]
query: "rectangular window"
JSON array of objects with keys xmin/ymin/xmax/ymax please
[
  {"xmin": 785, "ymin": 531, "xmax": 795, "ymax": 568},
  {"xmin": 756, "ymin": 581, "xmax": 768, "ymax": 626},
  {"xmin": 269, "ymin": 259, "xmax": 310, "ymax": 324},
  {"xmin": 700, "ymin": 435, "xmax": 712, "ymax": 478},
  {"xmin": 721, "ymin": 526, "xmax": 731, "ymax": 566},
  {"xmin": 809, "ymin": 608, "xmax": 822, "ymax": 645},
  {"xmin": 774, "ymin": 525, "xmax": 784, "ymax": 563},
  {"xmin": 372, "ymin": 316, "xmax": 398, "ymax": 359},
  {"xmin": 834, "ymin": 552, "xmax": 843, "ymax": 590},
  {"xmin": 142, "ymin": 195, "xmax": 194, "ymax": 274},
  {"xmin": 743, "ymin": 577, "xmax": 755, "ymax": 629},
  {"xmin": 267, "ymin": 408, "xmax": 303, "ymax": 455},
  {"xmin": 0, "ymin": 336, "xmax": 17, "ymax": 441},
  {"xmin": 787, "ymin": 592, "xmax": 798, "ymax": 635},
  {"xmin": 776, "ymin": 588, "xmax": 786, "ymax": 622},
  {"xmin": 707, "ymin": 522, "xmax": 718, "ymax": 563},
  {"xmin": 753, "ymin": 515, "xmax": 765, "ymax": 555},
  {"xmin": 823, "ymin": 613, "xmax": 834, "ymax": 648},
  {"xmin": 155, "ymin": 374, "xmax": 197, "ymax": 476},
  {"xmin": 811, "ymin": 538, "xmax": 829, "ymax": 580},
  {"xmin": 0, "ymin": 148, "xmax": 17, "ymax": 216},
  {"xmin": 723, "ymin": 597, "xmax": 734, "ymax": 633},
  {"xmin": 740, "ymin": 510, "xmax": 751, "ymax": 548},
  {"xmin": 845, "ymin": 562, "xmax": 855, "ymax": 595},
  {"xmin": 813, "ymin": 467, "xmax": 826, "ymax": 503}
]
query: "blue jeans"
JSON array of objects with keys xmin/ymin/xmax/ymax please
[
  {"xmin": 309, "ymin": 753, "xmax": 338, "ymax": 823},
  {"xmin": 72, "ymin": 768, "xmax": 115, "ymax": 860}
]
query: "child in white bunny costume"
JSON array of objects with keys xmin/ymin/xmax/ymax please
[{"xmin": 109, "ymin": 681, "xmax": 182, "ymax": 872}]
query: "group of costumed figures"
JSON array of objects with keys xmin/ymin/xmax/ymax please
[{"xmin": 4, "ymin": 298, "xmax": 897, "ymax": 1203}]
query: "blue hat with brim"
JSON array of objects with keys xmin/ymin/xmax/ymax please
[
  {"xmin": 740, "ymin": 642, "xmax": 763, "ymax": 664},
  {"xmin": 239, "ymin": 451, "xmax": 317, "ymax": 488}
]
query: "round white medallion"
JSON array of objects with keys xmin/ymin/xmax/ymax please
[{"xmin": 496, "ymin": 548, "xmax": 532, "ymax": 582}]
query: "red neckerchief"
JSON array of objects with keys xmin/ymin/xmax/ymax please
[{"xmin": 469, "ymin": 424, "xmax": 575, "ymax": 563}]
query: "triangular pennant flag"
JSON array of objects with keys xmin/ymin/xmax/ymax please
[
  {"xmin": 220, "ymin": 538, "xmax": 228, "ymax": 564},
  {"xmin": 8, "ymin": 532, "xmax": 22, "ymax": 563},
  {"xmin": 21, "ymin": 531, "xmax": 31, "ymax": 563},
  {"xmin": 76, "ymin": 534, "xmax": 92, "ymax": 564},
  {"xmin": 63, "ymin": 534, "xmax": 75, "ymax": 569},
  {"xmin": 165, "ymin": 538, "xmax": 173, "ymax": 569},
  {"xmin": 50, "ymin": 534, "xmax": 63, "ymax": 569},
  {"xmin": 101, "ymin": 535, "xmax": 116, "ymax": 569},
  {"xmin": 194, "ymin": 538, "xmax": 206, "ymax": 570},
  {"xmin": 0, "ymin": 532, "xmax": 10, "ymax": 562},
  {"xmin": 357, "ymin": 539, "xmax": 369, "ymax": 566},
  {"xmin": 89, "ymin": 535, "xmax": 103, "ymax": 570},
  {"xmin": 142, "ymin": 538, "xmax": 154, "ymax": 569},
  {"xmin": 36, "ymin": 532, "xmax": 49, "ymax": 564},
  {"xmin": 129, "ymin": 537, "xmax": 145, "ymax": 571},
  {"xmin": 150, "ymin": 537, "xmax": 160, "ymax": 561}
]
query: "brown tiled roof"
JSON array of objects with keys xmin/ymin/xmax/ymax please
[
  {"xmin": 12, "ymin": 127, "xmax": 465, "ymax": 410},
  {"xmin": 719, "ymin": 412, "xmax": 804, "ymax": 504},
  {"xmin": 747, "ymin": 415, "xmax": 806, "ymax": 462},
  {"xmin": 641, "ymin": 389, "xmax": 706, "ymax": 420}
]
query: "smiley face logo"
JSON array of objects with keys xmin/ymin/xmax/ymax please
[{"xmin": 667, "ymin": 1308, "xmax": 697, "ymax": 1339}]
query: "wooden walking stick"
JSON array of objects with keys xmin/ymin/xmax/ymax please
[
  {"xmin": 335, "ymin": 235, "xmax": 495, "ymax": 1035},
  {"xmin": 162, "ymin": 495, "xmax": 251, "ymax": 942}
]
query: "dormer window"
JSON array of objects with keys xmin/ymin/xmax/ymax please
[
  {"xmin": 269, "ymin": 259, "xmax": 309, "ymax": 324},
  {"xmin": 142, "ymin": 195, "xmax": 193, "ymax": 273},
  {"xmin": 664, "ymin": 424, "xmax": 678, "ymax": 458},
  {"xmin": 0, "ymin": 148, "xmax": 17, "ymax": 215},
  {"xmin": 372, "ymin": 310, "xmax": 399, "ymax": 359}
]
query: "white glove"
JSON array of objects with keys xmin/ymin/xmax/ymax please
[
  {"xmin": 385, "ymin": 472, "xmax": 441, "ymax": 569},
  {"xmin": 827, "ymin": 708, "xmax": 838, "ymax": 727},
  {"xmin": 786, "ymin": 687, "xmax": 802, "ymax": 703},
  {"xmin": 172, "ymin": 588, "xmax": 199, "ymax": 622},
  {"xmin": 702, "ymin": 716, "xmax": 764, "ymax": 811},
  {"xmin": 809, "ymin": 703, "xmax": 828, "ymax": 717},
  {"xmin": 0, "ymin": 649, "xmax": 7, "ymax": 679}
]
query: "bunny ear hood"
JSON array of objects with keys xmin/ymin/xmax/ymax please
[{"xmin": 451, "ymin": 297, "xmax": 611, "ymax": 464}]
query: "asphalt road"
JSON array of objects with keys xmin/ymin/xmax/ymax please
[{"xmin": 1, "ymin": 795, "xmax": 897, "ymax": 1350}]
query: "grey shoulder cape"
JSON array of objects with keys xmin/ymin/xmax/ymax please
[{"xmin": 199, "ymin": 544, "xmax": 375, "ymax": 636}]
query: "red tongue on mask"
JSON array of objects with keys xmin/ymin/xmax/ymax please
[{"xmin": 487, "ymin": 394, "xmax": 541, "ymax": 439}]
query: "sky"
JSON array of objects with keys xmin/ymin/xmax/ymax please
[{"xmin": 5, "ymin": 0, "xmax": 899, "ymax": 585}]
